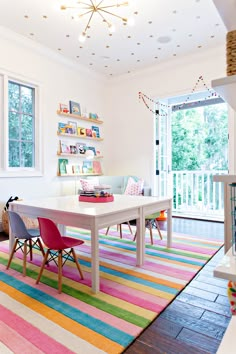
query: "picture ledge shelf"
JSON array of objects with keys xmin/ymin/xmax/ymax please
[
  {"xmin": 57, "ymin": 132, "xmax": 103, "ymax": 141},
  {"xmin": 57, "ymin": 110, "xmax": 103, "ymax": 124},
  {"xmin": 57, "ymin": 173, "xmax": 103, "ymax": 177},
  {"xmin": 57, "ymin": 153, "xmax": 103, "ymax": 159}
]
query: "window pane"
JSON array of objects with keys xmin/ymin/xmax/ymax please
[
  {"xmin": 8, "ymin": 81, "xmax": 35, "ymax": 168},
  {"xmin": 22, "ymin": 114, "xmax": 33, "ymax": 140},
  {"xmin": 9, "ymin": 141, "xmax": 20, "ymax": 167},
  {"xmin": 21, "ymin": 86, "xmax": 33, "ymax": 114},
  {"xmin": 8, "ymin": 82, "xmax": 20, "ymax": 112},
  {"xmin": 8, "ymin": 112, "xmax": 20, "ymax": 139},
  {"xmin": 21, "ymin": 142, "xmax": 33, "ymax": 167}
]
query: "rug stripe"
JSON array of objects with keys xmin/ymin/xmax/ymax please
[
  {"xmin": 0, "ymin": 268, "xmax": 142, "ymax": 337},
  {"xmin": 0, "ymin": 273, "xmax": 133, "ymax": 348},
  {"xmin": 0, "ymin": 291, "xmax": 106, "ymax": 354},
  {"xmin": 0, "ymin": 227, "xmax": 222, "ymax": 354},
  {"xmin": 0, "ymin": 279, "xmax": 124, "ymax": 353}
]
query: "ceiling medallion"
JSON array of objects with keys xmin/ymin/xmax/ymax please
[{"xmin": 60, "ymin": 0, "xmax": 135, "ymax": 43}]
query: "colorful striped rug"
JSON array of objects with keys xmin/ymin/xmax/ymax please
[{"xmin": 0, "ymin": 226, "xmax": 223, "ymax": 354}]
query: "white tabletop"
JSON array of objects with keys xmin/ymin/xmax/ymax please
[{"xmin": 12, "ymin": 194, "xmax": 172, "ymax": 218}]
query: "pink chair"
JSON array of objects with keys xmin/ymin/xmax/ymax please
[{"xmin": 36, "ymin": 217, "xmax": 84, "ymax": 293}]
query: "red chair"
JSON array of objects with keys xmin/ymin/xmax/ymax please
[{"xmin": 36, "ymin": 217, "xmax": 84, "ymax": 293}]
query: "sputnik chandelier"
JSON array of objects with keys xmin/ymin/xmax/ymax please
[{"xmin": 60, "ymin": 0, "xmax": 134, "ymax": 42}]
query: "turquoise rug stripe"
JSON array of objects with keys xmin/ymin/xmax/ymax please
[
  {"xmin": 0, "ymin": 271, "xmax": 133, "ymax": 346},
  {"xmin": 99, "ymin": 265, "xmax": 179, "ymax": 295},
  {"xmin": 72, "ymin": 230, "xmax": 209, "ymax": 266},
  {"xmin": 0, "ymin": 226, "xmax": 223, "ymax": 353}
]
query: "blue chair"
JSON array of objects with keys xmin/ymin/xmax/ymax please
[{"xmin": 7, "ymin": 211, "xmax": 45, "ymax": 276}]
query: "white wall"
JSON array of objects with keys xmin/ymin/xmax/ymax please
[
  {"xmin": 104, "ymin": 45, "xmax": 227, "ymax": 192},
  {"xmin": 0, "ymin": 29, "xmax": 106, "ymax": 208},
  {"xmin": 0, "ymin": 26, "xmax": 228, "ymax": 210}
]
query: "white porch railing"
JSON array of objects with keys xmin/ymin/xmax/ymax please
[{"xmin": 169, "ymin": 171, "xmax": 227, "ymax": 220}]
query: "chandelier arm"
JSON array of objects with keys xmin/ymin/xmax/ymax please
[
  {"xmin": 91, "ymin": 0, "xmax": 104, "ymax": 7},
  {"xmin": 99, "ymin": 8, "xmax": 127, "ymax": 22},
  {"xmin": 79, "ymin": 9, "xmax": 94, "ymax": 18},
  {"xmin": 99, "ymin": 2, "xmax": 129, "ymax": 10},
  {"xmin": 83, "ymin": 10, "xmax": 96, "ymax": 33},
  {"xmin": 96, "ymin": 10, "xmax": 110, "ymax": 27}
]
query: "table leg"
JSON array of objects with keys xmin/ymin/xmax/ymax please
[
  {"xmin": 91, "ymin": 227, "xmax": 99, "ymax": 293},
  {"xmin": 136, "ymin": 208, "xmax": 145, "ymax": 266},
  {"xmin": 167, "ymin": 205, "xmax": 172, "ymax": 248}
]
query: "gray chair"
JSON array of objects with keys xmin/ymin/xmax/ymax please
[{"xmin": 7, "ymin": 211, "xmax": 45, "ymax": 276}]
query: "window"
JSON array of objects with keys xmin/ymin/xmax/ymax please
[
  {"xmin": 0, "ymin": 71, "xmax": 42, "ymax": 177},
  {"xmin": 8, "ymin": 81, "xmax": 35, "ymax": 168}
]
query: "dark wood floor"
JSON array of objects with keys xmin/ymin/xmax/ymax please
[
  {"xmin": 1, "ymin": 218, "xmax": 230, "ymax": 354},
  {"xmin": 125, "ymin": 218, "xmax": 230, "ymax": 354}
]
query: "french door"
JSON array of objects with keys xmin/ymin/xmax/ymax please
[{"xmin": 154, "ymin": 100, "xmax": 172, "ymax": 197}]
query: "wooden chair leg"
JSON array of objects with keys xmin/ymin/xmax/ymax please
[
  {"xmin": 127, "ymin": 222, "xmax": 133, "ymax": 235},
  {"xmin": 155, "ymin": 219, "xmax": 163, "ymax": 240},
  {"xmin": 133, "ymin": 231, "xmax": 137, "ymax": 242},
  {"xmin": 119, "ymin": 224, "xmax": 123, "ymax": 238},
  {"xmin": 36, "ymin": 249, "xmax": 50, "ymax": 284},
  {"xmin": 6, "ymin": 239, "xmax": 18, "ymax": 270},
  {"xmin": 37, "ymin": 238, "xmax": 46, "ymax": 256},
  {"xmin": 106, "ymin": 227, "xmax": 110, "ymax": 235},
  {"xmin": 29, "ymin": 239, "xmax": 33, "ymax": 261},
  {"xmin": 23, "ymin": 240, "xmax": 27, "ymax": 276},
  {"xmin": 148, "ymin": 222, "xmax": 154, "ymax": 245},
  {"xmin": 71, "ymin": 248, "xmax": 84, "ymax": 279},
  {"xmin": 58, "ymin": 250, "xmax": 63, "ymax": 294}
]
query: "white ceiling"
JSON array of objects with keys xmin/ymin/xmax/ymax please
[{"xmin": 0, "ymin": 0, "xmax": 227, "ymax": 77}]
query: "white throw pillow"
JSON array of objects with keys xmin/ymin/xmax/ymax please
[
  {"xmin": 80, "ymin": 178, "xmax": 99, "ymax": 191},
  {"xmin": 124, "ymin": 177, "xmax": 144, "ymax": 195}
]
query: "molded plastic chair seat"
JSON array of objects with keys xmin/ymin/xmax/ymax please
[
  {"xmin": 36, "ymin": 217, "xmax": 84, "ymax": 293},
  {"xmin": 133, "ymin": 212, "xmax": 163, "ymax": 244},
  {"xmin": 106, "ymin": 212, "xmax": 162, "ymax": 245},
  {"xmin": 7, "ymin": 211, "xmax": 45, "ymax": 276}
]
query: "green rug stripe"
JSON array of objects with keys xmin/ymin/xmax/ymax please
[
  {"xmin": 0, "ymin": 256, "xmax": 150, "ymax": 328},
  {"xmin": 0, "ymin": 271, "xmax": 135, "ymax": 347}
]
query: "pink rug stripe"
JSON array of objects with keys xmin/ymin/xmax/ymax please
[
  {"xmin": 0, "ymin": 304, "xmax": 75, "ymax": 353},
  {"xmin": 0, "ymin": 265, "xmax": 142, "ymax": 337}
]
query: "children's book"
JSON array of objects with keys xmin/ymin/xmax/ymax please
[
  {"xmin": 58, "ymin": 122, "xmax": 67, "ymax": 134},
  {"xmin": 76, "ymin": 142, "xmax": 87, "ymax": 154},
  {"xmin": 91, "ymin": 126, "xmax": 100, "ymax": 138},
  {"xmin": 93, "ymin": 161, "xmax": 102, "ymax": 174},
  {"xmin": 58, "ymin": 158, "xmax": 68, "ymax": 175},
  {"xmin": 60, "ymin": 140, "xmax": 70, "ymax": 154},
  {"xmin": 72, "ymin": 165, "xmax": 80, "ymax": 174},
  {"xmin": 66, "ymin": 164, "xmax": 74, "ymax": 175},
  {"xmin": 87, "ymin": 146, "xmax": 96, "ymax": 156},
  {"xmin": 86, "ymin": 128, "xmax": 93, "ymax": 137},
  {"xmin": 78, "ymin": 127, "xmax": 86, "ymax": 137},
  {"xmin": 82, "ymin": 161, "xmax": 93, "ymax": 174},
  {"xmin": 70, "ymin": 145, "xmax": 77, "ymax": 154}
]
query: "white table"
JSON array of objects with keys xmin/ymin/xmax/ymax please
[{"xmin": 10, "ymin": 194, "xmax": 172, "ymax": 293}]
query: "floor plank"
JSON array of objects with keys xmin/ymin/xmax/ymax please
[{"xmin": 124, "ymin": 218, "xmax": 230, "ymax": 354}]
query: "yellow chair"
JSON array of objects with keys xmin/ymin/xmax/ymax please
[
  {"xmin": 106, "ymin": 212, "xmax": 162, "ymax": 244},
  {"xmin": 133, "ymin": 212, "xmax": 162, "ymax": 245}
]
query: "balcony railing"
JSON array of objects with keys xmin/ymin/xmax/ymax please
[{"xmin": 168, "ymin": 170, "xmax": 227, "ymax": 220}]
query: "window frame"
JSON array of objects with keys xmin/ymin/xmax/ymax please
[{"xmin": 0, "ymin": 70, "xmax": 43, "ymax": 177}]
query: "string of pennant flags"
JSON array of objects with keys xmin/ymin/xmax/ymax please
[{"xmin": 138, "ymin": 75, "xmax": 221, "ymax": 116}]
